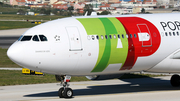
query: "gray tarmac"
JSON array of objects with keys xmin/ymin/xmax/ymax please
[
  {"xmin": 0, "ymin": 68, "xmax": 22, "ymax": 70},
  {"xmin": 0, "ymin": 28, "xmax": 29, "ymax": 36},
  {"xmin": 0, "ymin": 28, "xmax": 28, "ymax": 48},
  {"xmin": 0, "ymin": 76, "xmax": 180, "ymax": 101}
]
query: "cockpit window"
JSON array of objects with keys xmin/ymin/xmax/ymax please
[
  {"xmin": 39, "ymin": 35, "xmax": 48, "ymax": 41},
  {"xmin": 32, "ymin": 35, "xmax": 39, "ymax": 41},
  {"xmin": 21, "ymin": 36, "xmax": 32, "ymax": 41}
]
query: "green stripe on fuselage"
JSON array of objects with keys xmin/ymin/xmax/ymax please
[
  {"xmin": 107, "ymin": 18, "xmax": 128, "ymax": 67},
  {"xmin": 77, "ymin": 18, "xmax": 106, "ymax": 69},
  {"xmin": 91, "ymin": 18, "xmax": 112, "ymax": 72},
  {"xmin": 77, "ymin": 17, "xmax": 128, "ymax": 72}
]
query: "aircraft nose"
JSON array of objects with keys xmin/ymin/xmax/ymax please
[{"xmin": 7, "ymin": 42, "xmax": 24, "ymax": 65}]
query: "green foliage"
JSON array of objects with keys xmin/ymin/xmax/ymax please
[
  {"xmin": 39, "ymin": 8, "xmax": 51, "ymax": 15},
  {"xmin": 98, "ymin": 10, "xmax": 111, "ymax": 15},
  {"xmin": 17, "ymin": 9, "xmax": 26, "ymax": 15},
  {"xmin": 0, "ymin": 14, "xmax": 64, "ymax": 20},
  {"xmin": 84, "ymin": 4, "xmax": 93, "ymax": 15},
  {"xmin": 14, "ymin": 5, "xmax": 18, "ymax": 8},
  {"xmin": 141, "ymin": 8, "xmax": 145, "ymax": 13},
  {"xmin": 0, "ymin": 7, "xmax": 19, "ymax": 14},
  {"xmin": 68, "ymin": 6, "xmax": 74, "ymax": 11},
  {"xmin": 45, "ymin": 9, "xmax": 51, "ymax": 15},
  {"xmin": 18, "ymin": 6, "xmax": 30, "ymax": 9},
  {"xmin": 0, "ymin": 2, "xmax": 13, "ymax": 7},
  {"xmin": 40, "ymin": 8, "xmax": 46, "ymax": 14},
  {"xmin": 51, "ymin": 8, "xmax": 59, "ymax": 15},
  {"xmin": 56, "ymin": 9, "xmax": 71, "ymax": 16},
  {"xmin": 145, "ymin": 12, "xmax": 152, "ymax": 14},
  {"xmin": 0, "ymin": 2, "xmax": 3, "ymax": 7},
  {"xmin": 30, "ymin": 8, "xmax": 40, "ymax": 13},
  {"xmin": 0, "ymin": 2, "xmax": 76, "ymax": 16},
  {"xmin": 67, "ymin": 6, "xmax": 74, "ymax": 16},
  {"xmin": 76, "ymin": 8, "xmax": 80, "ymax": 14}
]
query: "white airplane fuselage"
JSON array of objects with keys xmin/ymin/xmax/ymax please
[{"xmin": 7, "ymin": 13, "xmax": 180, "ymax": 76}]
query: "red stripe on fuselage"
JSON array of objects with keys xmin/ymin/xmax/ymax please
[{"xmin": 116, "ymin": 17, "xmax": 161, "ymax": 70}]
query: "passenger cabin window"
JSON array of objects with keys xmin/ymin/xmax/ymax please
[
  {"xmin": 109, "ymin": 35, "xmax": 112, "ymax": 39},
  {"xmin": 39, "ymin": 35, "xmax": 48, "ymax": 41},
  {"xmin": 21, "ymin": 36, "xmax": 32, "ymax": 41},
  {"xmin": 32, "ymin": 35, "xmax": 39, "ymax": 41},
  {"xmin": 118, "ymin": 34, "xmax": 120, "ymax": 39},
  {"xmin": 173, "ymin": 32, "xmax": 175, "ymax": 36},
  {"xmin": 169, "ymin": 32, "xmax": 172, "ymax": 36},
  {"xmin": 101, "ymin": 35, "xmax": 104, "ymax": 39},
  {"xmin": 177, "ymin": 32, "xmax": 179, "ymax": 36},
  {"xmin": 130, "ymin": 34, "xmax": 133, "ymax": 38},
  {"xmin": 165, "ymin": 32, "xmax": 168, "ymax": 36},
  {"xmin": 96, "ymin": 35, "xmax": 99, "ymax": 40},
  {"xmin": 92, "ymin": 35, "xmax": 95, "ymax": 40},
  {"xmin": 126, "ymin": 34, "xmax": 128, "ymax": 38},
  {"xmin": 122, "ymin": 34, "xmax": 124, "ymax": 38},
  {"xmin": 105, "ymin": 35, "xmax": 108, "ymax": 39},
  {"xmin": 134, "ymin": 34, "xmax": 137, "ymax": 38},
  {"xmin": 114, "ymin": 35, "xmax": 116, "ymax": 39}
]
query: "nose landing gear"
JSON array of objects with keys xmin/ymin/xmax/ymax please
[{"xmin": 56, "ymin": 75, "xmax": 73, "ymax": 98}]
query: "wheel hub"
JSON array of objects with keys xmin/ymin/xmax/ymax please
[{"xmin": 67, "ymin": 90, "xmax": 72, "ymax": 97}]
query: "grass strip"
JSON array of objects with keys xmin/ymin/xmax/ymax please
[
  {"xmin": 0, "ymin": 21, "xmax": 38, "ymax": 30},
  {"xmin": 0, "ymin": 70, "xmax": 90, "ymax": 86},
  {"xmin": 0, "ymin": 48, "xmax": 20, "ymax": 67},
  {"xmin": 0, "ymin": 14, "xmax": 65, "ymax": 20},
  {"xmin": 0, "ymin": 7, "xmax": 20, "ymax": 12},
  {"xmin": 0, "ymin": 70, "xmax": 164, "ymax": 86}
]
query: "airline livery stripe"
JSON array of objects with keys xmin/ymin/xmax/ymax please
[
  {"xmin": 91, "ymin": 18, "xmax": 113, "ymax": 72},
  {"xmin": 77, "ymin": 17, "xmax": 129, "ymax": 72},
  {"xmin": 77, "ymin": 18, "xmax": 106, "ymax": 71},
  {"xmin": 108, "ymin": 18, "xmax": 128, "ymax": 68}
]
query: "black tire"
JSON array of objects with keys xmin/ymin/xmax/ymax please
[
  {"xmin": 171, "ymin": 74, "xmax": 180, "ymax": 87},
  {"xmin": 58, "ymin": 87, "xmax": 64, "ymax": 98},
  {"xmin": 63, "ymin": 88, "xmax": 73, "ymax": 98}
]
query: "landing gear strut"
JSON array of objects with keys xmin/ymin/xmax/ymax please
[
  {"xmin": 170, "ymin": 74, "xmax": 180, "ymax": 87},
  {"xmin": 57, "ymin": 75, "xmax": 73, "ymax": 98}
]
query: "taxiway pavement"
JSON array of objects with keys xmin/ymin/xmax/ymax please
[
  {"xmin": 0, "ymin": 28, "xmax": 29, "ymax": 36},
  {"xmin": 0, "ymin": 28, "xmax": 28, "ymax": 48},
  {"xmin": 1, "ymin": 76, "xmax": 180, "ymax": 101}
]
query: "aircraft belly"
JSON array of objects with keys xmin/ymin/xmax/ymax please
[{"xmin": 148, "ymin": 48, "xmax": 180, "ymax": 73}]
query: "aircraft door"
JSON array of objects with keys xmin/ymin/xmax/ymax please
[
  {"xmin": 66, "ymin": 27, "xmax": 82, "ymax": 51},
  {"xmin": 137, "ymin": 24, "xmax": 152, "ymax": 47}
]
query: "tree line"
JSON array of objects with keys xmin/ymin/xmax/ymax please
[{"xmin": 0, "ymin": 2, "xmax": 110, "ymax": 15}]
